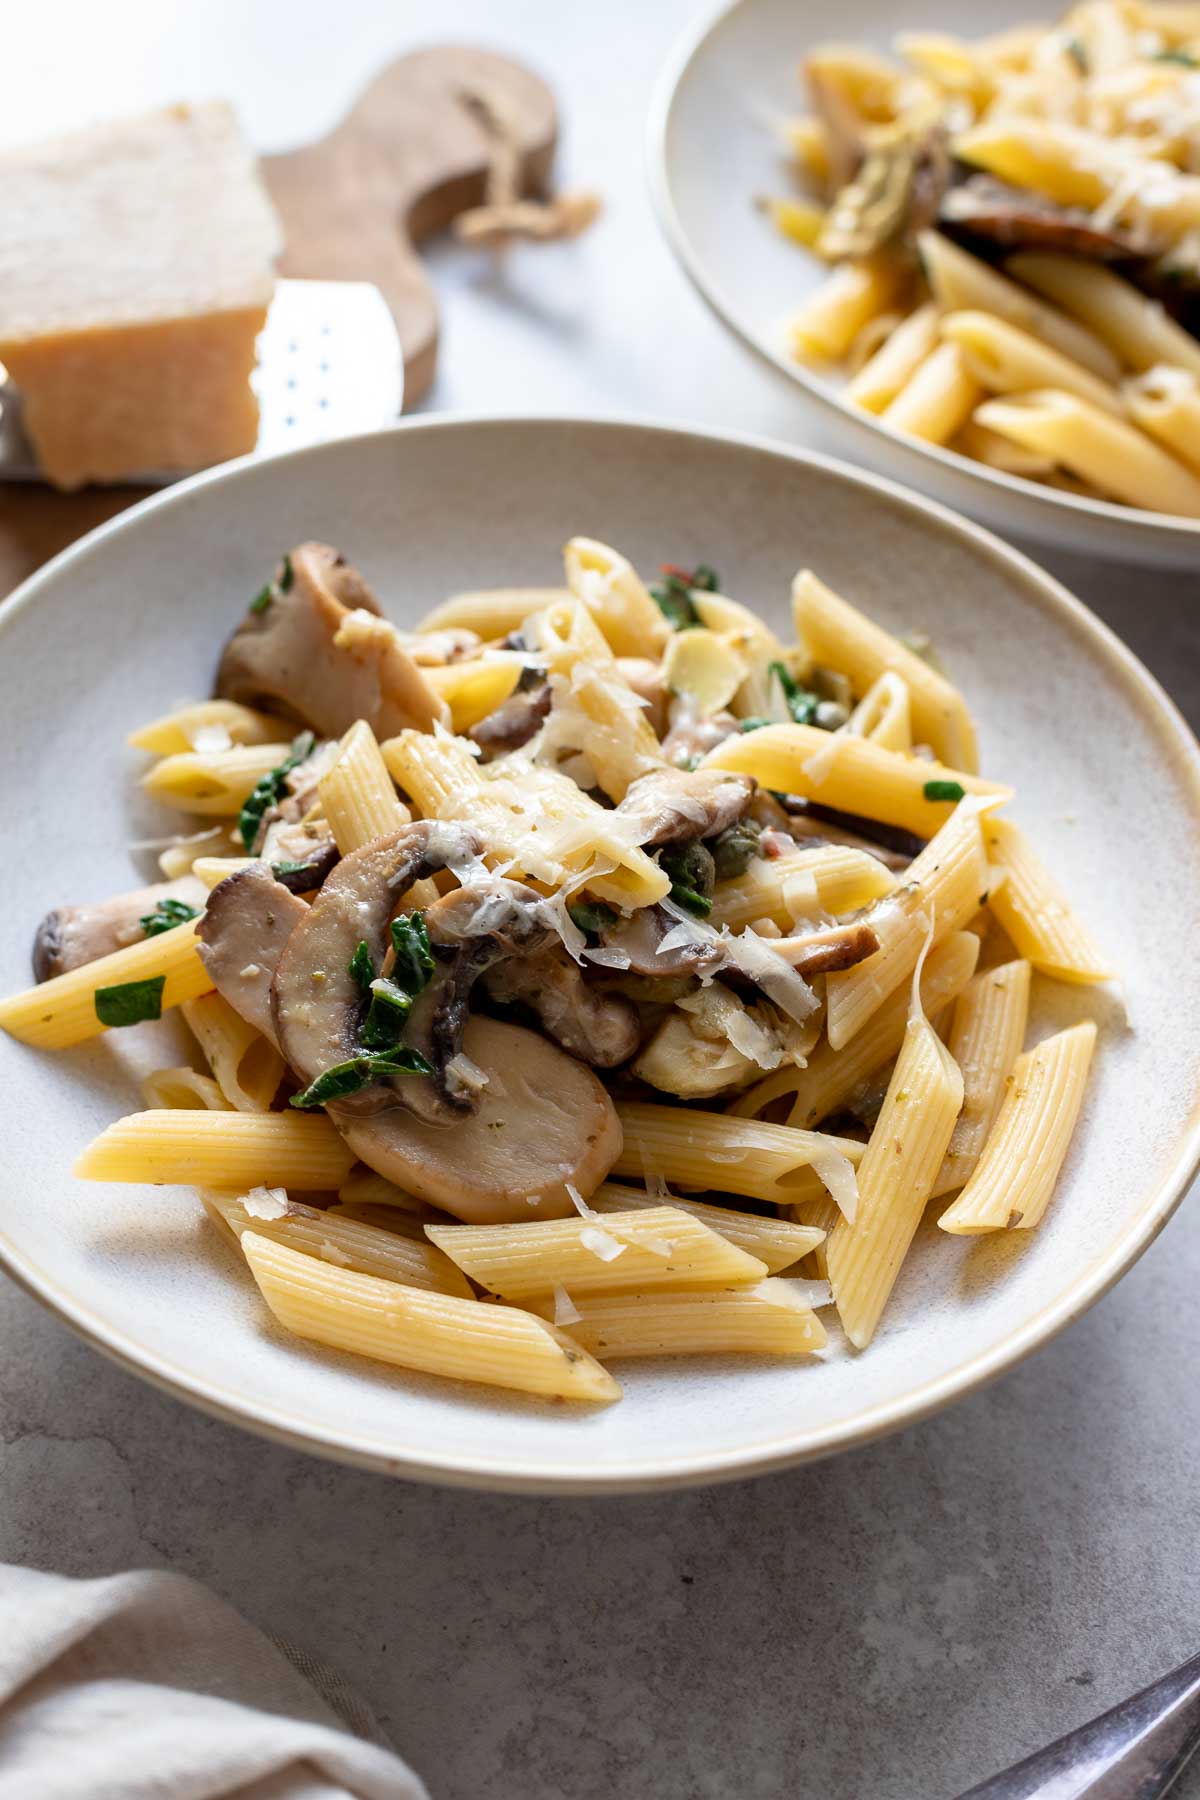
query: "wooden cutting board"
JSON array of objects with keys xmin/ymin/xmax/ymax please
[{"xmin": 0, "ymin": 47, "xmax": 558, "ymax": 601}]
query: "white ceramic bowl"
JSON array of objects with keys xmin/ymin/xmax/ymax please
[
  {"xmin": 649, "ymin": 0, "xmax": 1200, "ymax": 568},
  {"xmin": 1, "ymin": 417, "xmax": 1198, "ymax": 1493}
]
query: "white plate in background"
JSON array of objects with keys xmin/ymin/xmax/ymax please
[{"xmin": 649, "ymin": 0, "xmax": 1200, "ymax": 567}]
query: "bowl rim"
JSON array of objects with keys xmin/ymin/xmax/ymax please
[
  {"xmin": 646, "ymin": 0, "xmax": 1200, "ymax": 552},
  {"xmin": 2, "ymin": 410, "xmax": 1199, "ymax": 1495}
]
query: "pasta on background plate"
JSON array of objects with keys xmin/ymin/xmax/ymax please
[
  {"xmin": 762, "ymin": 0, "xmax": 1200, "ymax": 518},
  {"xmin": 0, "ymin": 537, "xmax": 1107, "ymax": 1403}
]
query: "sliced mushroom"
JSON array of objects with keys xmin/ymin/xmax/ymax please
[
  {"xmin": 940, "ymin": 174, "xmax": 1158, "ymax": 262},
  {"xmin": 615, "ymin": 767, "xmax": 756, "ymax": 848},
  {"xmin": 784, "ymin": 799, "xmax": 925, "ymax": 865},
  {"xmin": 33, "ymin": 875, "xmax": 206, "ymax": 981},
  {"xmin": 400, "ymin": 626, "xmax": 481, "ymax": 666},
  {"xmin": 270, "ymin": 822, "xmax": 482, "ymax": 1117},
  {"xmin": 196, "ymin": 863, "xmax": 310, "ymax": 1045},
  {"xmin": 340, "ymin": 1014, "xmax": 622, "ymax": 1223},
  {"xmin": 597, "ymin": 904, "xmax": 723, "ymax": 981},
  {"xmin": 216, "ymin": 542, "xmax": 447, "ymax": 739},
  {"xmin": 772, "ymin": 920, "xmax": 879, "ymax": 978},
  {"xmin": 660, "ymin": 709, "xmax": 739, "ymax": 769},
  {"xmin": 251, "ymin": 736, "xmax": 340, "ymax": 892},
  {"xmin": 468, "ymin": 681, "xmax": 551, "ymax": 760},
  {"xmin": 483, "ymin": 947, "xmax": 640, "ymax": 1067}
]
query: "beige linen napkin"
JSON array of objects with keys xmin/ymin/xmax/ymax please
[{"xmin": 0, "ymin": 1564, "xmax": 429, "ymax": 1799}]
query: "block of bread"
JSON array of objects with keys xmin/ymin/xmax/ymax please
[{"xmin": 0, "ymin": 101, "xmax": 282, "ymax": 490}]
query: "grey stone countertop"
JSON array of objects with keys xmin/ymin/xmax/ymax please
[{"xmin": 2, "ymin": 2, "xmax": 1199, "ymax": 1795}]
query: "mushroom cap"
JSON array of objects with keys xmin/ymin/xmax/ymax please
[
  {"xmin": 196, "ymin": 863, "xmax": 309, "ymax": 1046},
  {"xmin": 340, "ymin": 1015, "xmax": 623, "ymax": 1223},
  {"xmin": 616, "ymin": 767, "xmax": 756, "ymax": 848}
]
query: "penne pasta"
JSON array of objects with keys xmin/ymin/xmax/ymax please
[
  {"xmin": 939, "ymin": 1022, "xmax": 1097, "ymax": 1233},
  {"xmin": 846, "ymin": 303, "xmax": 941, "ymax": 413},
  {"xmin": 613, "ymin": 1102, "xmax": 864, "ymax": 1206},
  {"xmin": 845, "ymin": 671, "xmax": 913, "ymax": 753},
  {"xmin": 417, "ymin": 587, "xmax": 569, "ymax": 639},
  {"xmin": 932, "ymin": 959, "xmax": 1031, "ymax": 1197},
  {"xmin": 337, "ymin": 1166, "xmax": 425, "ymax": 1213},
  {"xmin": 204, "ymin": 1191, "xmax": 473, "ymax": 1296},
  {"xmin": 826, "ymin": 991, "xmax": 964, "ymax": 1346},
  {"xmin": 708, "ymin": 843, "xmax": 896, "ymax": 933},
  {"xmin": 531, "ymin": 1281, "xmax": 827, "ymax": 1360},
  {"xmin": 426, "ymin": 1206, "xmax": 767, "ymax": 1301},
  {"xmin": 588, "ymin": 1183, "xmax": 824, "ymax": 1272},
  {"xmin": 983, "ymin": 817, "xmax": 1111, "ymax": 983},
  {"xmin": 192, "ymin": 856, "xmax": 259, "ymax": 889},
  {"xmin": 789, "ymin": 259, "xmax": 904, "ymax": 363},
  {"xmin": 129, "ymin": 699, "xmax": 294, "ymax": 755},
  {"xmin": 792, "ymin": 568, "xmax": 978, "ymax": 769},
  {"xmin": 1124, "ymin": 367, "xmax": 1200, "ymax": 475},
  {"xmin": 941, "ymin": 310, "xmax": 1125, "ymax": 415},
  {"xmin": 824, "ymin": 799, "xmax": 992, "ymax": 1049},
  {"xmin": 0, "ymin": 920, "xmax": 212, "ymax": 1050},
  {"xmin": 702, "ymin": 723, "xmax": 1008, "ymax": 837},
  {"xmin": 882, "ymin": 342, "xmax": 984, "ymax": 446},
  {"xmin": 421, "ymin": 657, "xmax": 523, "ymax": 732},
  {"xmin": 1007, "ymin": 254, "xmax": 1200, "ymax": 381},
  {"xmin": 141, "ymin": 1068, "xmax": 232, "ymax": 1112},
  {"xmin": 141, "ymin": 743, "xmax": 293, "ymax": 816},
  {"xmin": 75, "ymin": 1109, "xmax": 355, "ymax": 1190},
  {"xmin": 182, "ymin": 990, "xmax": 286, "ymax": 1112},
  {"xmin": 241, "ymin": 1231, "xmax": 621, "ymax": 1402},
  {"xmin": 563, "ymin": 538, "xmax": 672, "ymax": 659},
  {"xmin": 974, "ymin": 391, "xmax": 1200, "ymax": 518},
  {"xmin": 916, "ymin": 233, "xmax": 1121, "ymax": 383},
  {"xmin": 524, "ymin": 597, "xmax": 665, "ymax": 800},
  {"xmin": 318, "ymin": 720, "xmax": 409, "ymax": 855}
]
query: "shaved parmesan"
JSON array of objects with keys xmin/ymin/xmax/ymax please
[
  {"xmin": 580, "ymin": 1225, "xmax": 626, "ymax": 1263},
  {"xmin": 781, "ymin": 1277, "xmax": 834, "ymax": 1309},
  {"xmin": 319, "ymin": 1238, "xmax": 351, "ymax": 1267},
  {"xmin": 242, "ymin": 1185, "xmax": 289, "ymax": 1220},
  {"xmin": 553, "ymin": 1282, "xmax": 583, "ymax": 1326},
  {"xmin": 721, "ymin": 927, "xmax": 820, "ymax": 1023},
  {"xmin": 190, "ymin": 722, "xmax": 234, "ymax": 754},
  {"xmin": 782, "ymin": 869, "xmax": 821, "ymax": 919},
  {"xmin": 750, "ymin": 918, "xmax": 783, "ymax": 938},
  {"xmin": 566, "ymin": 1182, "xmax": 596, "ymax": 1220},
  {"xmin": 445, "ymin": 1052, "xmax": 490, "ymax": 1097},
  {"xmin": 583, "ymin": 945, "xmax": 632, "ymax": 969},
  {"xmin": 809, "ymin": 1149, "xmax": 859, "ymax": 1225},
  {"xmin": 801, "ymin": 731, "xmax": 845, "ymax": 785}
]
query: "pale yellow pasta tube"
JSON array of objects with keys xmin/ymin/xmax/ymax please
[
  {"xmin": 1124, "ymin": 367, "xmax": 1200, "ymax": 474},
  {"xmin": 882, "ymin": 343, "xmax": 983, "ymax": 446},
  {"xmin": 703, "ymin": 723, "xmax": 1008, "ymax": 837},
  {"xmin": 563, "ymin": 538, "xmax": 672, "ymax": 658},
  {"xmin": 141, "ymin": 1068, "xmax": 232, "ymax": 1112},
  {"xmin": 846, "ymin": 303, "xmax": 941, "ymax": 413},
  {"xmin": 789, "ymin": 259, "xmax": 904, "ymax": 363},
  {"xmin": 953, "ymin": 420, "xmax": 1056, "ymax": 479},
  {"xmin": 426, "ymin": 1207, "xmax": 766, "ymax": 1302},
  {"xmin": 784, "ymin": 116, "xmax": 831, "ymax": 184},
  {"xmin": 692, "ymin": 591, "xmax": 795, "ymax": 717},
  {"xmin": 205, "ymin": 1192, "xmax": 472, "ymax": 1297},
  {"xmin": 826, "ymin": 1003, "xmax": 963, "ymax": 1347},
  {"xmin": 917, "ymin": 232, "xmax": 1121, "ymax": 382},
  {"xmin": 939, "ymin": 1022, "xmax": 1097, "ymax": 1233},
  {"xmin": 417, "ymin": 587, "xmax": 569, "ymax": 638},
  {"xmin": 0, "ymin": 921, "xmax": 212, "ymax": 1050},
  {"xmin": 932, "ymin": 959, "xmax": 1031, "ymax": 1198},
  {"xmin": 241, "ymin": 1231, "xmax": 620, "ymax": 1403},
  {"xmin": 382, "ymin": 728, "xmax": 668, "ymax": 909},
  {"xmin": 975, "ymin": 392, "xmax": 1200, "ymax": 518},
  {"xmin": 589, "ymin": 1184, "xmax": 824, "ymax": 1273},
  {"xmin": 531, "ymin": 1281, "xmax": 827, "ymax": 1359},
  {"xmin": 182, "ymin": 991, "xmax": 285, "ymax": 1112},
  {"xmin": 318, "ymin": 721, "xmax": 409, "ymax": 856},
  {"xmin": 941, "ymin": 311, "xmax": 1125, "ymax": 415},
  {"xmin": 75, "ymin": 1110, "xmax": 355, "ymax": 1190},
  {"xmin": 612, "ymin": 1103, "xmax": 863, "ymax": 1205},
  {"xmin": 192, "ymin": 857, "xmax": 259, "ymax": 889},
  {"xmin": 984, "ymin": 817, "xmax": 1111, "ymax": 982},
  {"xmin": 792, "ymin": 568, "xmax": 978, "ymax": 769},
  {"xmin": 1007, "ymin": 253, "xmax": 1200, "ymax": 379},
  {"xmin": 709, "ymin": 843, "xmax": 895, "ymax": 933},
  {"xmin": 421, "ymin": 657, "xmax": 523, "ymax": 732},
  {"xmin": 142, "ymin": 743, "xmax": 292, "ymax": 816},
  {"xmin": 825, "ymin": 799, "xmax": 991, "ymax": 1050},
  {"xmin": 788, "ymin": 1194, "xmax": 840, "ymax": 1278},
  {"xmin": 845, "ymin": 672, "xmax": 912, "ymax": 753},
  {"xmin": 129, "ymin": 699, "xmax": 294, "ymax": 755},
  {"xmin": 761, "ymin": 195, "xmax": 826, "ymax": 250}
]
